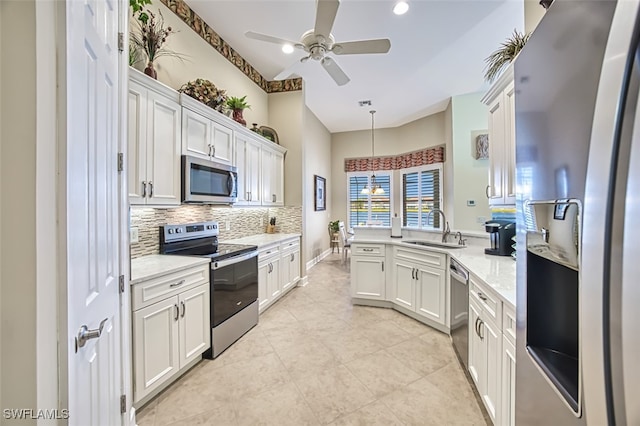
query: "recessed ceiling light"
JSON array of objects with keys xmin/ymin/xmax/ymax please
[
  {"xmin": 282, "ymin": 44, "xmax": 294, "ymax": 54},
  {"xmin": 393, "ymin": 1, "xmax": 409, "ymax": 15}
]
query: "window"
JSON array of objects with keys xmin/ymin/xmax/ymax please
[
  {"xmin": 347, "ymin": 172, "xmax": 392, "ymax": 228},
  {"xmin": 402, "ymin": 165, "xmax": 443, "ymax": 229}
]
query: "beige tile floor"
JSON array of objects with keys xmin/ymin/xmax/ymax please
[{"xmin": 136, "ymin": 254, "xmax": 487, "ymax": 426}]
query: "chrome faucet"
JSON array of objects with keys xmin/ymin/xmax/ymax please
[
  {"xmin": 455, "ymin": 231, "xmax": 467, "ymax": 246},
  {"xmin": 426, "ymin": 209, "xmax": 450, "ymax": 243}
]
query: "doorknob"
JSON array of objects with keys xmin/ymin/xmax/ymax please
[{"xmin": 75, "ymin": 318, "xmax": 108, "ymax": 352}]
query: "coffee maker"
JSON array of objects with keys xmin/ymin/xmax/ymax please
[{"xmin": 484, "ymin": 220, "xmax": 516, "ymax": 256}]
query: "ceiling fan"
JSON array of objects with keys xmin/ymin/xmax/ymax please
[{"xmin": 245, "ymin": 0, "xmax": 391, "ymax": 86}]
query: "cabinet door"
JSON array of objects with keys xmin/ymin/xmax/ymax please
[
  {"xmin": 133, "ymin": 296, "xmax": 180, "ymax": 402},
  {"xmin": 246, "ymin": 140, "xmax": 262, "ymax": 205},
  {"xmin": 182, "ymin": 108, "xmax": 211, "ymax": 160},
  {"xmin": 503, "ymin": 81, "xmax": 516, "ymax": 204},
  {"xmin": 281, "ymin": 252, "xmax": 292, "ymax": 292},
  {"xmin": 128, "ymin": 81, "xmax": 148, "ymax": 204},
  {"xmin": 234, "ymin": 136, "xmax": 249, "ymax": 205},
  {"xmin": 487, "ymin": 94, "xmax": 505, "ymax": 205},
  {"xmin": 351, "ymin": 256, "xmax": 386, "ymax": 300},
  {"xmin": 501, "ymin": 336, "xmax": 516, "ymax": 426},
  {"xmin": 415, "ymin": 265, "xmax": 446, "ymax": 325},
  {"xmin": 468, "ymin": 300, "xmax": 484, "ymax": 388},
  {"xmin": 211, "ymin": 121, "xmax": 233, "ymax": 164},
  {"xmin": 288, "ymin": 248, "xmax": 301, "ymax": 289},
  {"xmin": 258, "ymin": 261, "xmax": 271, "ymax": 312},
  {"xmin": 391, "ymin": 261, "xmax": 415, "ymax": 308},
  {"xmin": 481, "ymin": 316, "xmax": 501, "ymax": 424},
  {"xmin": 261, "ymin": 149, "xmax": 274, "ymax": 205},
  {"xmin": 272, "ymin": 150, "xmax": 284, "ymax": 205},
  {"xmin": 267, "ymin": 258, "xmax": 281, "ymax": 300},
  {"xmin": 178, "ymin": 284, "xmax": 210, "ymax": 368},
  {"xmin": 147, "ymin": 91, "xmax": 181, "ymax": 206}
]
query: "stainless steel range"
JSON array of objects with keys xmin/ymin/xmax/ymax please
[{"xmin": 159, "ymin": 221, "xmax": 258, "ymax": 358}]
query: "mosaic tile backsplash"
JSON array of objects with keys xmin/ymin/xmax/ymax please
[{"xmin": 130, "ymin": 205, "xmax": 303, "ymax": 258}]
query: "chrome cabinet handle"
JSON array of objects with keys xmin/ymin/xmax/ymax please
[
  {"xmin": 208, "ymin": 144, "xmax": 212, "ymax": 157},
  {"xmin": 170, "ymin": 279, "xmax": 185, "ymax": 288},
  {"xmin": 477, "ymin": 292, "xmax": 487, "ymax": 302},
  {"xmin": 381, "ymin": 261, "xmax": 384, "ymax": 272},
  {"xmin": 142, "ymin": 181, "xmax": 147, "ymax": 198},
  {"xmin": 411, "ymin": 268, "xmax": 415, "ymax": 280},
  {"xmin": 75, "ymin": 318, "xmax": 108, "ymax": 352},
  {"xmin": 212, "ymin": 146, "xmax": 216, "ymax": 157},
  {"xmin": 180, "ymin": 301, "xmax": 186, "ymax": 318},
  {"xmin": 148, "ymin": 181, "xmax": 153, "ymax": 198},
  {"xmin": 485, "ymin": 185, "xmax": 490, "ymax": 199},
  {"xmin": 290, "ymin": 253, "xmax": 294, "ymax": 262},
  {"xmin": 475, "ymin": 317, "xmax": 481, "ymax": 337},
  {"xmin": 174, "ymin": 304, "xmax": 179, "ymax": 321},
  {"xmin": 272, "ymin": 194, "xmax": 276, "ymax": 203},
  {"xmin": 479, "ymin": 320, "xmax": 485, "ymax": 340},
  {"xmin": 246, "ymin": 191, "xmax": 250, "ymax": 201}
]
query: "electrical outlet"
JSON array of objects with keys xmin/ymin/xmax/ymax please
[
  {"xmin": 130, "ymin": 227, "xmax": 139, "ymax": 244},
  {"xmin": 477, "ymin": 216, "xmax": 487, "ymax": 224},
  {"xmin": 225, "ymin": 220, "xmax": 231, "ymax": 231},
  {"xmin": 467, "ymin": 200, "xmax": 476, "ymax": 206}
]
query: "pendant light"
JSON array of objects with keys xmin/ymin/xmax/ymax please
[{"xmin": 361, "ymin": 110, "xmax": 385, "ymax": 195}]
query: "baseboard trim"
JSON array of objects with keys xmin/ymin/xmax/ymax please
[
  {"xmin": 298, "ymin": 275, "xmax": 309, "ymax": 287},
  {"xmin": 305, "ymin": 248, "xmax": 332, "ymax": 270}
]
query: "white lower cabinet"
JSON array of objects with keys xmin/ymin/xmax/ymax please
[
  {"xmin": 391, "ymin": 246, "xmax": 447, "ymax": 326},
  {"xmin": 501, "ymin": 335, "xmax": 516, "ymax": 426},
  {"xmin": 351, "ymin": 252, "xmax": 386, "ymax": 300},
  {"xmin": 258, "ymin": 237, "xmax": 301, "ymax": 312},
  {"xmin": 131, "ymin": 264, "xmax": 210, "ymax": 405}
]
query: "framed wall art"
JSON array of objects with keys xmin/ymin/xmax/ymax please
[{"xmin": 314, "ymin": 175, "xmax": 326, "ymax": 211}]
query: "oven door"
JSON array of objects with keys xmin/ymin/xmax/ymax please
[
  {"xmin": 210, "ymin": 251, "xmax": 258, "ymax": 327},
  {"xmin": 182, "ymin": 155, "xmax": 238, "ymax": 204}
]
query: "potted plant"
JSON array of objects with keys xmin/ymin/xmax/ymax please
[
  {"xmin": 483, "ymin": 29, "xmax": 530, "ymax": 82},
  {"xmin": 329, "ymin": 220, "xmax": 340, "ymax": 234},
  {"xmin": 130, "ymin": 8, "xmax": 184, "ymax": 79},
  {"xmin": 226, "ymin": 96, "xmax": 251, "ymax": 126},
  {"xmin": 179, "ymin": 79, "xmax": 228, "ymax": 113}
]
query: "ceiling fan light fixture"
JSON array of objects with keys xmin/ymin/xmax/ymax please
[
  {"xmin": 393, "ymin": 1, "xmax": 409, "ymax": 15},
  {"xmin": 282, "ymin": 44, "xmax": 294, "ymax": 54}
]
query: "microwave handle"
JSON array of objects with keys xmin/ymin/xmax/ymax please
[{"xmin": 227, "ymin": 172, "xmax": 236, "ymax": 196}]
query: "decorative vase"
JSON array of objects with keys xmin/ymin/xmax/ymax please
[
  {"xmin": 144, "ymin": 61, "xmax": 157, "ymax": 79},
  {"xmin": 232, "ymin": 109, "xmax": 247, "ymax": 126}
]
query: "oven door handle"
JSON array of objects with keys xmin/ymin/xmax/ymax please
[{"xmin": 212, "ymin": 250, "xmax": 258, "ymax": 270}]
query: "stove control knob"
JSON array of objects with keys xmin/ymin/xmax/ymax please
[
  {"xmin": 176, "ymin": 228, "xmax": 183, "ymax": 233},
  {"xmin": 168, "ymin": 229, "xmax": 174, "ymax": 234},
  {"xmin": 206, "ymin": 225, "xmax": 212, "ymax": 229}
]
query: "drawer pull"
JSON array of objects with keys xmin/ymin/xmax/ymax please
[
  {"xmin": 363, "ymin": 248, "xmax": 374, "ymax": 252},
  {"xmin": 477, "ymin": 292, "xmax": 487, "ymax": 302},
  {"xmin": 170, "ymin": 279, "xmax": 186, "ymax": 288}
]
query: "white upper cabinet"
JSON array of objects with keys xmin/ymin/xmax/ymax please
[
  {"xmin": 234, "ymin": 132, "xmax": 263, "ymax": 206},
  {"xmin": 262, "ymin": 146, "xmax": 284, "ymax": 206},
  {"xmin": 180, "ymin": 94, "xmax": 233, "ymax": 165},
  {"xmin": 128, "ymin": 70, "xmax": 181, "ymax": 206},
  {"xmin": 482, "ymin": 66, "xmax": 516, "ymax": 206}
]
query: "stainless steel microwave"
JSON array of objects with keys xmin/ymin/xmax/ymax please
[{"xmin": 182, "ymin": 155, "xmax": 238, "ymax": 204}]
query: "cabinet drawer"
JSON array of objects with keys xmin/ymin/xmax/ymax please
[
  {"xmin": 259, "ymin": 244, "xmax": 280, "ymax": 261},
  {"xmin": 503, "ymin": 303, "xmax": 516, "ymax": 346},
  {"xmin": 132, "ymin": 265, "xmax": 209, "ymax": 311},
  {"xmin": 352, "ymin": 243, "xmax": 385, "ymax": 256},
  {"xmin": 469, "ymin": 274, "xmax": 502, "ymax": 330},
  {"xmin": 393, "ymin": 246, "xmax": 446, "ymax": 270},
  {"xmin": 280, "ymin": 238, "xmax": 300, "ymax": 253}
]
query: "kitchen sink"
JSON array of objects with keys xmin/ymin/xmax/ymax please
[{"xmin": 401, "ymin": 240, "xmax": 466, "ymax": 249}]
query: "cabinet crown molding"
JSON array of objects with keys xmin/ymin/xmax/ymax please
[{"xmin": 481, "ymin": 64, "xmax": 515, "ymax": 106}]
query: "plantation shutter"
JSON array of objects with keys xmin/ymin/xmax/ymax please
[
  {"xmin": 348, "ymin": 175, "xmax": 369, "ymax": 228},
  {"xmin": 401, "ymin": 166, "xmax": 442, "ymax": 230}
]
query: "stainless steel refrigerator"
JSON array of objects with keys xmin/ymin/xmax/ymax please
[{"xmin": 515, "ymin": 0, "xmax": 640, "ymax": 424}]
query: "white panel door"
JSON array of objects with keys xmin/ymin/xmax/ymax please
[
  {"xmin": 66, "ymin": 0, "xmax": 122, "ymax": 423},
  {"xmin": 147, "ymin": 91, "xmax": 181, "ymax": 205},
  {"xmin": 415, "ymin": 265, "xmax": 446, "ymax": 325},
  {"xmin": 132, "ymin": 297, "xmax": 180, "ymax": 402},
  {"xmin": 468, "ymin": 300, "xmax": 483, "ymax": 387},
  {"xmin": 179, "ymin": 284, "xmax": 210, "ymax": 367},
  {"xmin": 352, "ymin": 257, "xmax": 385, "ymax": 300},
  {"xmin": 182, "ymin": 108, "xmax": 211, "ymax": 160},
  {"xmin": 283, "ymin": 249, "xmax": 300, "ymax": 291},
  {"xmin": 482, "ymin": 317, "xmax": 501, "ymax": 424},
  {"xmin": 127, "ymin": 80, "xmax": 147, "ymax": 203},
  {"xmin": 391, "ymin": 261, "xmax": 415, "ymax": 308},
  {"xmin": 261, "ymin": 149, "xmax": 275, "ymax": 205},
  {"xmin": 211, "ymin": 122, "xmax": 233, "ymax": 164},
  {"xmin": 504, "ymin": 81, "xmax": 516, "ymax": 204},
  {"xmin": 272, "ymin": 150, "xmax": 284, "ymax": 205}
]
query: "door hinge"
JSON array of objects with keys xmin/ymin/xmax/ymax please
[
  {"xmin": 117, "ymin": 153, "xmax": 124, "ymax": 172},
  {"xmin": 120, "ymin": 394, "xmax": 126, "ymax": 414},
  {"xmin": 119, "ymin": 275, "xmax": 125, "ymax": 294},
  {"xmin": 118, "ymin": 32, "xmax": 124, "ymax": 52}
]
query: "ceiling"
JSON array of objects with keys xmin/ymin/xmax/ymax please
[{"xmin": 184, "ymin": 0, "xmax": 525, "ymax": 133}]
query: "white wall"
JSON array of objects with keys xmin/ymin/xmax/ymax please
[
  {"xmin": 1, "ymin": 0, "xmax": 38, "ymax": 418},
  {"xmin": 0, "ymin": 0, "xmax": 3, "ymax": 413},
  {"xmin": 130, "ymin": 2, "xmax": 269, "ymax": 127},
  {"xmin": 524, "ymin": 0, "xmax": 546, "ymax": 34},
  {"xmin": 451, "ymin": 93, "xmax": 491, "ymax": 231},
  {"xmin": 303, "ymin": 107, "xmax": 332, "ymax": 263},
  {"xmin": 330, "ymin": 112, "xmax": 446, "ymax": 226},
  {"xmin": 443, "ymin": 100, "xmax": 454, "ymax": 226}
]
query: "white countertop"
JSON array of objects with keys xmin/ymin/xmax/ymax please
[
  {"xmin": 130, "ymin": 255, "xmax": 210, "ymax": 285},
  {"xmin": 351, "ymin": 234, "xmax": 516, "ymax": 309},
  {"xmin": 222, "ymin": 233, "xmax": 301, "ymax": 247}
]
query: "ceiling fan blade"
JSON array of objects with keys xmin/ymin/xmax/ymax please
[
  {"xmin": 332, "ymin": 39, "xmax": 391, "ymax": 55},
  {"xmin": 314, "ymin": 0, "xmax": 340, "ymax": 40},
  {"xmin": 321, "ymin": 57, "xmax": 350, "ymax": 86},
  {"xmin": 245, "ymin": 31, "xmax": 301, "ymax": 47}
]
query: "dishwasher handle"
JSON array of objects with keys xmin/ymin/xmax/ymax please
[{"xmin": 450, "ymin": 258, "xmax": 469, "ymax": 283}]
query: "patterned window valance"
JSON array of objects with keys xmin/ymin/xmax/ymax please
[{"xmin": 344, "ymin": 145, "xmax": 445, "ymax": 172}]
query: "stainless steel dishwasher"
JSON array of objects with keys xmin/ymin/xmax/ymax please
[{"xmin": 450, "ymin": 257, "xmax": 469, "ymax": 369}]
